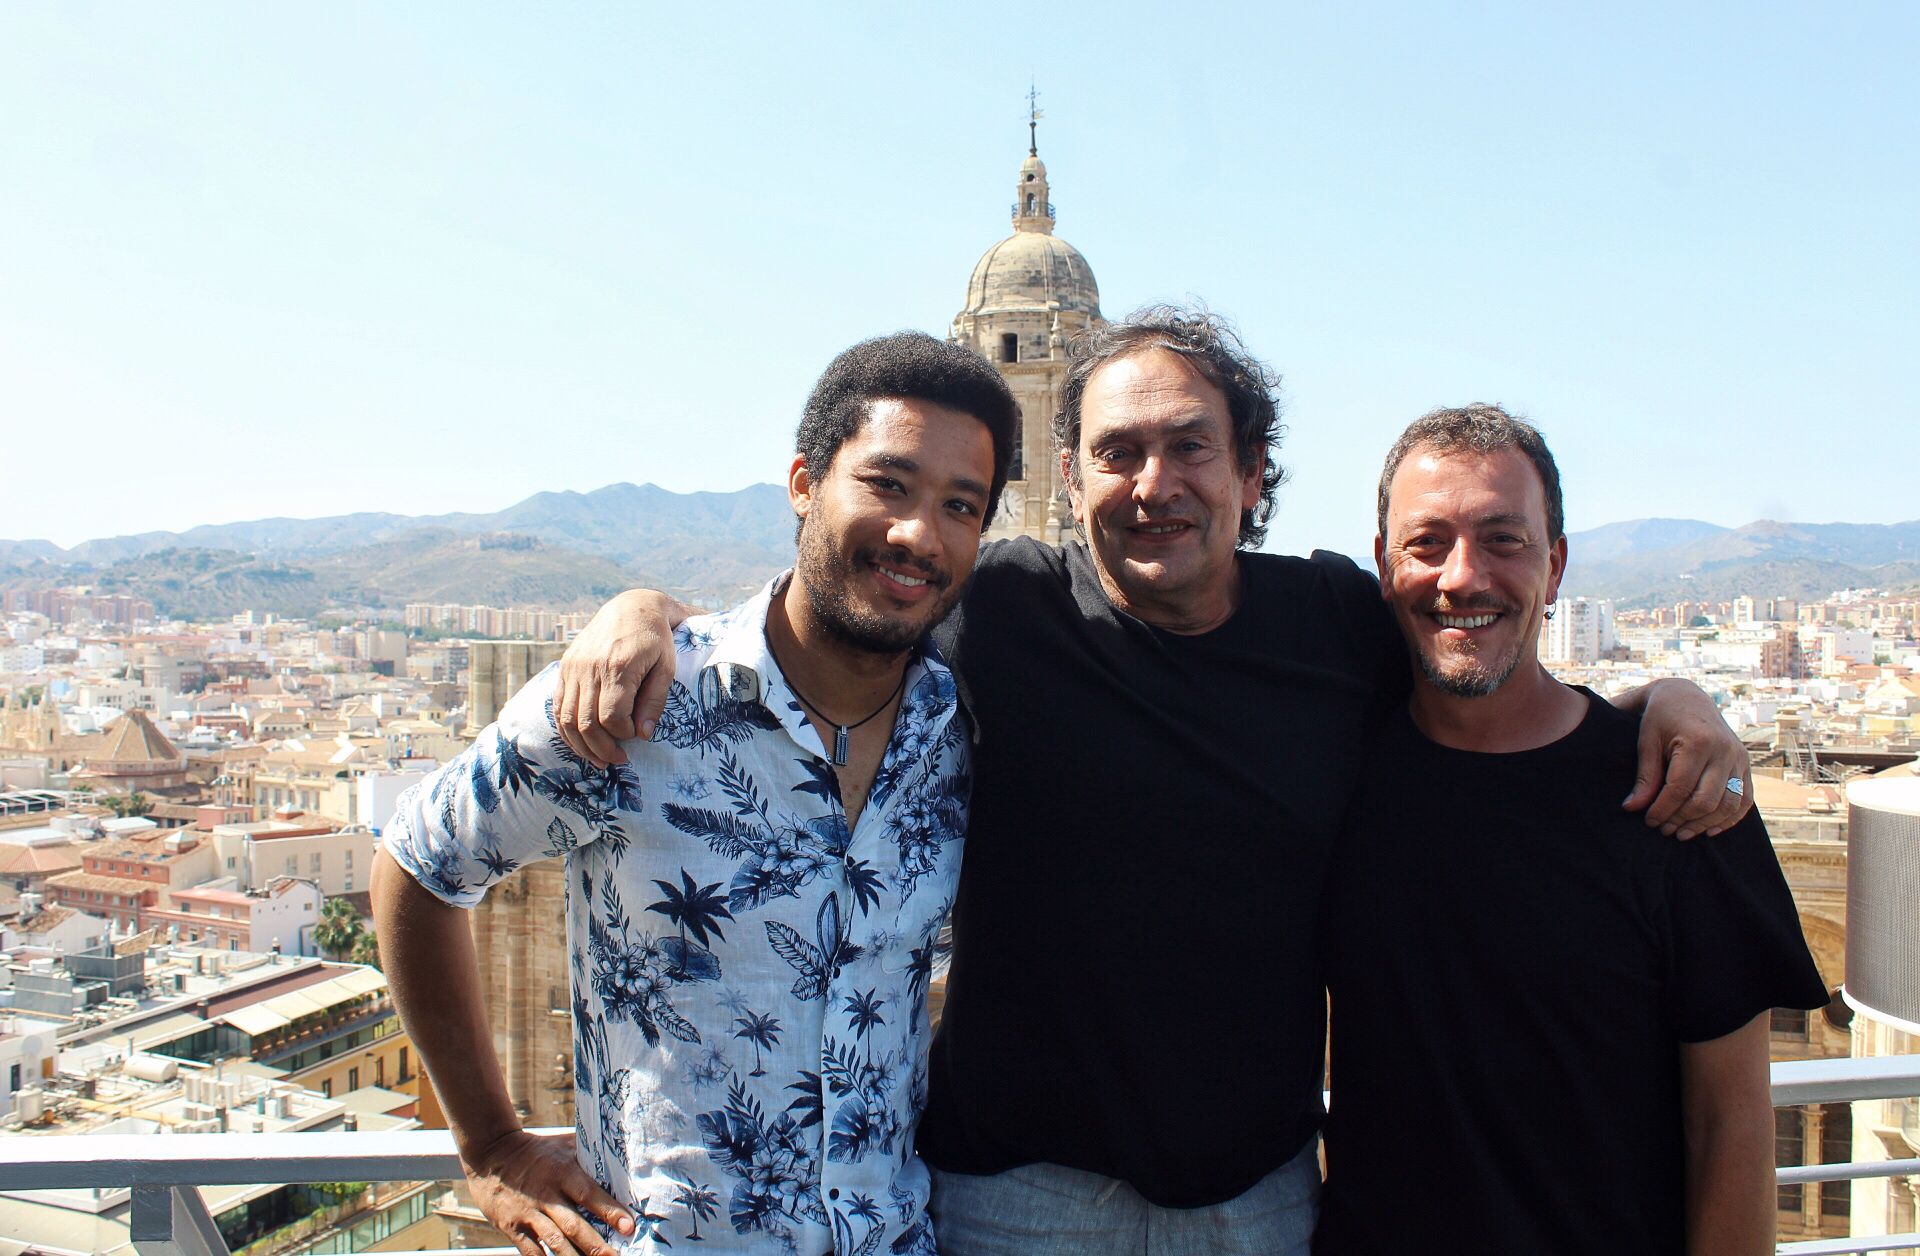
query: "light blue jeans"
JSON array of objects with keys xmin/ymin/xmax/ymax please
[{"xmin": 928, "ymin": 1138, "xmax": 1320, "ymax": 1256}]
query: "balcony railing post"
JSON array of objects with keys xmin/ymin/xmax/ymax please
[{"xmin": 132, "ymin": 1183, "xmax": 230, "ymax": 1256}]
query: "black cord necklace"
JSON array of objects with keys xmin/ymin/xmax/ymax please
[{"xmin": 774, "ymin": 654, "xmax": 908, "ymax": 767}]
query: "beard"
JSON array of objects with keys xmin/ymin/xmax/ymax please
[
  {"xmin": 793, "ymin": 515, "xmax": 961, "ymax": 657},
  {"xmin": 1417, "ymin": 643, "xmax": 1522, "ymax": 698},
  {"xmin": 1415, "ymin": 596, "xmax": 1523, "ymax": 698}
]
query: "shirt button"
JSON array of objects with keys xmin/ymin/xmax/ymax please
[{"xmin": 828, "ymin": 1188, "xmax": 840, "ymax": 1200}]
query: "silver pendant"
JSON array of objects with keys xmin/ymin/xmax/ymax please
[{"xmin": 832, "ymin": 725, "xmax": 850, "ymax": 767}]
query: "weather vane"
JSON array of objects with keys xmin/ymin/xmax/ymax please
[{"xmin": 1027, "ymin": 81, "xmax": 1043, "ymax": 156}]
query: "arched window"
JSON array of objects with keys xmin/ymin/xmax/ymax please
[{"xmin": 1025, "ymin": 193, "xmax": 1036, "ymax": 214}]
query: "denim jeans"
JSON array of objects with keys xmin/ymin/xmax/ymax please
[{"xmin": 928, "ymin": 1137, "xmax": 1320, "ymax": 1256}]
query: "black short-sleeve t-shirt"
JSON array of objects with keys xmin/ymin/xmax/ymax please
[
  {"xmin": 916, "ymin": 537, "xmax": 1407, "ymax": 1208},
  {"xmin": 1318, "ymin": 691, "xmax": 1828, "ymax": 1255}
]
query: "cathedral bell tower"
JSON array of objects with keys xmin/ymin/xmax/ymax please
[{"xmin": 950, "ymin": 94, "xmax": 1104, "ymax": 541}]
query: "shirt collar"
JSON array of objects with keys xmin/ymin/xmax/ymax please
[{"xmin": 696, "ymin": 570, "xmax": 954, "ymax": 756}]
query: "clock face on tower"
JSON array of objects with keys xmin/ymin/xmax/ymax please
[{"xmin": 991, "ymin": 484, "xmax": 1026, "ymax": 534}]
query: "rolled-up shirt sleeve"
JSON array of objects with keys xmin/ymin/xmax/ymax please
[{"xmin": 382, "ymin": 664, "xmax": 614, "ymax": 908}]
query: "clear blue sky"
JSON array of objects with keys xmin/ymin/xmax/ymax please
[{"xmin": 2, "ymin": 2, "xmax": 1913, "ymax": 562}]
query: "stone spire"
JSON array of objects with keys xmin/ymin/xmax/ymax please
[{"xmin": 1013, "ymin": 86, "xmax": 1054, "ymax": 235}]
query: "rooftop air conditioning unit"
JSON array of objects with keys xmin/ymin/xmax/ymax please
[{"xmin": 14, "ymin": 1087, "xmax": 45, "ymax": 1122}]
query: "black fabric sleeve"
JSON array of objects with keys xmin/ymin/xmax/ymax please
[
  {"xmin": 1309, "ymin": 549, "xmax": 1410, "ymax": 706},
  {"xmin": 932, "ymin": 537, "xmax": 1021, "ymax": 666},
  {"xmin": 1661, "ymin": 810, "xmax": 1830, "ymax": 1042},
  {"xmin": 934, "ymin": 538, "xmax": 1062, "ymax": 740}
]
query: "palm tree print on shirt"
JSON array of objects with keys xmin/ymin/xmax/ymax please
[
  {"xmin": 588, "ymin": 875, "xmax": 717, "ymax": 1046},
  {"xmin": 648, "ymin": 868, "xmax": 735, "ymax": 981},
  {"xmin": 832, "ymin": 1192, "xmax": 888, "ymax": 1256},
  {"xmin": 673, "ymin": 1178, "xmax": 721, "ymax": 1242},
  {"xmin": 733, "ymin": 1010, "xmax": 783, "ymax": 1077}
]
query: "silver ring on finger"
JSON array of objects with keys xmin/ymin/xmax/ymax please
[{"xmin": 1724, "ymin": 776, "xmax": 1744, "ymax": 797}]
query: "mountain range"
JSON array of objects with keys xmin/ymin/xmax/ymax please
[
  {"xmin": 4, "ymin": 486, "xmax": 1918, "ymax": 619},
  {"xmin": 1557, "ymin": 517, "xmax": 1920, "ymax": 605},
  {"xmin": 0, "ymin": 484, "xmax": 797, "ymax": 618}
]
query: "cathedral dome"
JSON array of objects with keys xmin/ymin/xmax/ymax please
[{"xmin": 961, "ymin": 231, "xmax": 1101, "ymax": 319}]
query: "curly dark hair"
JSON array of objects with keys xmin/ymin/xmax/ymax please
[
  {"xmin": 1375, "ymin": 404, "xmax": 1564, "ymax": 542},
  {"xmin": 796, "ymin": 331, "xmax": 1018, "ymax": 523},
  {"xmin": 1052, "ymin": 305, "xmax": 1288, "ymax": 548}
]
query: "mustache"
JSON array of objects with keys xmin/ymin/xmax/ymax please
[
  {"xmin": 1426, "ymin": 595, "xmax": 1519, "ymax": 616},
  {"xmin": 860, "ymin": 547, "xmax": 949, "ymax": 589}
]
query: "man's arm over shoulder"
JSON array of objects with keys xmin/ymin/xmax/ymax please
[
  {"xmin": 1612, "ymin": 678, "xmax": 1756, "ymax": 838},
  {"xmin": 1679, "ymin": 1014, "xmax": 1774, "ymax": 1256},
  {"xmin": 383, "ymin": 664, "xmax": 612, "ymax": 907},
  {"xmin": 932, "ymin": 535, "xmax": 1064, "ymax": 662},
  {"xmin": 556, "ymin": 589, "xmax": 699, "ymax": 765}
]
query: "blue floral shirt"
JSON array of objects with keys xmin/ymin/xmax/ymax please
[{"xmin": 383, "ymin": 578, "xmax": 968, "ymax": 1255}]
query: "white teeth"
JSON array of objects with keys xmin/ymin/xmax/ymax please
[
  {"xmin": 1436, "ymin": 614, "xmax": 1497, "ymax": 629},
  {"xmin": 1140, "ymin": 525, "xmax": 1184, "ymax": 534},
  {"xmin": 883, "ymin": 570, "xmax": 928, "ymax": 587}
]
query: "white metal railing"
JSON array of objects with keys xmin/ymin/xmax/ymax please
[
  {"xmin": 0, "ymin": 1061, "xmax": 1915, "ymax": 1256},
  {"xmin": 1772, "ymin": 1057, "xmax": 1920, "ymax": 1256},
  {"xmin": 0, "ymin": 1127, "xmax": 520, "ymax": 1256}
]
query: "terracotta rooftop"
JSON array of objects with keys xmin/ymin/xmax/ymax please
[
  {"xmin": 91, "ymin": 836, "xmax": 200, "ymax": 862},
  {"xmin": 14, "ymin": 906, "xmax": 79, "ymax": 934},
  {"xmin": 0, "ymin": 842, "xmax": 84, "ymax": 876},
  {"xmin": 171, "ymin": 886, "xmax": 254, "ymax": 907},
  {"xmin": 116, "ymin": 927, "xmax": 160, "ymax": 955},
  {"xmin": 237, "ymin": 822, "xmax": 338, "ymax": 841},
  {"xmin": 84, "ymin": 709, "xmax": 184, "ymax": 768},
  {"xmin": 45, "ymin": 870, "xmax": 153, "ymax": 895}
]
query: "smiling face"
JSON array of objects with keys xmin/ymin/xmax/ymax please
[
  {"xmin": 1376, "ymin": 444, "xmax": 1567, "ymax": 698},
  {"xmin": 789, "ymin": 397, "xmax": 995, "ymax": 656},
  {"xmin": 1064, "ymin": 348, "xmax": 1265, "ymax": 632}
]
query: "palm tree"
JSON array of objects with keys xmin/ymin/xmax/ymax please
[
  {"xmin": 647, "ymin": 870, "xmax": 734, "ymax": 948},
  {"xmin": 315, "ymin": 897, "xmax": 363, "ymax": 960},
  {"xmin": 843, "ymin": 989, "xmax": 887, "ymax": 1041},
  {"xmin": 349, "ymin": 928, "xmax": 381, "ymax": 970},
  {"xmin": 732, "ymin": 1011, "xmax": 782, "ymax": 1077},
  {"xmin": 671, "ymin": 1179, "xmax": 720, "ymax": 1241},
  {"xmin": 106, "ymin": 792, "xmax": 152, "ymax": 819}
]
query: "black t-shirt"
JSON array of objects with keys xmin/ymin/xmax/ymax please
[
  {"xmin": 916, "ymin": 537, "xmax": 1406, "ymax": 1208},
  {"xmin": 1318, "ymin": 691, "xmax": 1828, "ymax": 1255}
]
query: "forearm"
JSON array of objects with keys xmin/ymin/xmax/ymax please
[
  {"xmin": 371, "ymin": 849, "xmax": 519, "ymax": 1159},
  {"xmin": 1684, "ymin": 1111, "xmax": 1775, "ymax": 1255},
  {"xmin": 1610, "ymin": 676, "xmax": 1686, "ymax": 713},
  {"xmin": 1681, "ymin": 1016, "xmax": 1776, "ymax": 1256}
]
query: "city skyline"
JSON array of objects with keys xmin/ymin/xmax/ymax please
[{"xmin": 2, "ymin": 4, "xmax": 1913, "ymax": 559}]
